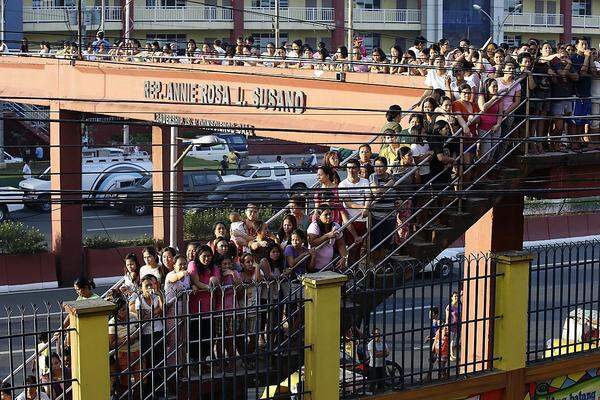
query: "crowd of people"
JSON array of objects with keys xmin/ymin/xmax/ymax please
[
  {"xmin": 4, "ymin": 32, "xmax": 598, "ymax": 152},
  {"xmin": 2, "ymin": 31, "xmax": 599, "ymax": 398}
]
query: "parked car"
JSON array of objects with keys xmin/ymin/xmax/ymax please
[
  {"xmin": 110, "ymin": 170, "xmax": 224, "ymax": 216},
  {"xmin": 3, "ymin": 151, "xmax": 23, "ymax": 164},
  {"xmin": 19, "ymin": 153, "xmax": 152, "ymax": 211},
  {"xmin": 217, "ymin": 134, "xmax": 248, "ymax": 159},
  {"xmin": 194, "ymin": 179, "xmax": 289, "ymax": 209},
  {"xmin": 221, "ymin": 162, "xmax": 317, "ymax": 191},
  {"xmin": 0, "ymin": 187, "xmax": 25, "ymax": 222},
  {"xmin": 184, "ymin": 137, "xmax": 232, "ymax": 162}
]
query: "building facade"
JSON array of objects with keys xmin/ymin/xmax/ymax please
[{"xmin": 5, "ymin": 0, "xmax": 600, "ymax": 52}]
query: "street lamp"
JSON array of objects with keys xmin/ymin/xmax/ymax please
[
  {"xmin": 473, "ymin": 3, "xmax": 522, "ymax": 43},
  {"xmin": 169, "ymin": 132, "xmax": 221, "ymax": 249}
]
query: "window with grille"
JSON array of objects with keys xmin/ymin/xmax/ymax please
[
  {"xmin": 503, "ymin": 34, "xmax": 522, "ymax": 47},
  {"xmin": 572, "ymin": 0, "xmax": 591, "ymax": 16},
  {"xmin": 251, "ymin": 32, "xmax": 289, "ymax": 50},
  {"xmin": 146, "ymin": 33, "xmax": 187, "ymax": 47},
  {"xmin": 251, "ymin": 0, "xmax": 289, "ymax": 8},
  {"xmin": 504, "ymin": 0, "xmax": 523, "ymax": 13}
]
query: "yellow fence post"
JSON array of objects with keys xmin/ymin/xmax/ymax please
[
  {"xmin": 64, "ymin": 298, "xmax": 115, "ymax": 400},
  {"xmin": 493, "ymin": 251, "xmax": 532, "ymax": 400},
  {"xmin": 303, "ymin": 271, "xmax": 348, "ymax": 400}
]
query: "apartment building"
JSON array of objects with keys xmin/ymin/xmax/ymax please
[{"xmin": 4, "ymin": 0, "xmax": 600, "ymax": 52}]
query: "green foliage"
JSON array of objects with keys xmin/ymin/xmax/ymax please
[
  {"xmin": 184, "ymin": 206, "xmax": 283, "ymax": 241},
  {"xmin": 83, "ymin": 234, "xmax": 158, "ymax": 249},
  {"xmin": 0, "ymin": 221, "xmax": 47, "ymax": 254}
]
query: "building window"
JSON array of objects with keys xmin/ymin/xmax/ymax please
[
  {"xmin": 38, "ymin": 0, "xmax": 76, "ymax": 6},
  {"xmin": 572, "ymin": 0, "xmax": 590, "ymax": 16},
  {"xmin": 251, "ymin": 0, "xmax": 289, "ymax": 8},
  {"xmin": 503, "ymin": 34, "xmax": 522, "ymax": 47},
  {"xmin": 355, "ymin": 0, "xmax": 381, "ymax": 9},
  {"xmin": 251, "ymin": 32, "xmax": 289, "ymax": 50},
  {"xmin": 146, "ymin": 0, "xmax": 186, "ymax": 7},
  {"xmin": 504, "ymin": 0, "xmax": 523, "ymax": 13}
]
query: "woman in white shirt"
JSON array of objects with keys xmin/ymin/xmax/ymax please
[{"xmin": 139, "ymin": 246, "xmax": 164, "ymax": 284}]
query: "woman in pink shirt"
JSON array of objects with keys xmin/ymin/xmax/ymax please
[
  {"xmin": 496, "ymin": 61, "xmax": 521, "ymax": 131},
  {"xmin": 478, "ymin": 78, "xmax": 504, "ymax": 165},
  {"xmin": 187, "ymin": 244, "xmax": 221, "ymax": 362}
]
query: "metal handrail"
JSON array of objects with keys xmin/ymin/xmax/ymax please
[{"xmin": 2, "ymin": 278, "xmax": 124, "ymax": 383}]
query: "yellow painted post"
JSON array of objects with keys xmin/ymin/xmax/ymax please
[
  {"xmin": 493, "ymin": 251, "xmax": 532, "ymax": 371},
  {"xmin": 64, "ymin": 298, "xmax": 115, "ymax": 400},
  {"xmin": 303, "ymin": 271, "xmax": 348, "ymax": 400}
]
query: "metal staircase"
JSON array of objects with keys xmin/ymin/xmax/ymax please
[{"xmin": 1, "ymin": 102, "xmax": 50, "ymax": 142}]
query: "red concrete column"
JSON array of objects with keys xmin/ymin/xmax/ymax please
[
  {"xmin": 50, "ymin": 105, "xmax": 83, "ymax": 284},
  {"xmin": 461, "ymin": 195, "xmax": 524, "ymax": 372},
  {"xmin": 151, "ymin": 126, "xmax": 184, "ymax": 249},
  {"xmin": 332, "ymin": 0, "xmax": 345, "ymax": 49},
  {"xmin": 560, "ymin": 0, "xmax": 573, "ymax": 44},
  {"xmin": 152, "ymin": 125, "xmax": 170, "ymax": 244},
  {"xmin": 174, "ymin": 141, "xmax": 184, "ymax": 251},
  {"xmin": 232, "ymin": 0, "xmax": 245, "ymax": 44}
]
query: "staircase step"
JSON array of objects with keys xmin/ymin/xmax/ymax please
[
  {"xmin": 415, "ymin": 224, "xmax": 453, "ymax": 242},
  {"xmin": 461, "ymin": 197, "xmax": 491, "ymax": 213},
  {"xmin": 444, "ymin": 210, "xmax": 473, "ymax": 226},
  {"xmin": 404, "ymin": 239, "xmax": 438, "ymax": 259},
  {"xmin": 492, "ymin": 167, "xmax": 521, "ymax": 180}
]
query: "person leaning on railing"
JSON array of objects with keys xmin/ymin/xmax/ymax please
[
  {"xmin": 369, "ymin": 48, "xmax": 390, "ymax": 74},
  {"xmin": 130, "ymin": 274, "xmax": 164, "ymax": 389},
  {"xmin": 338, "ymin": 158, "xmax": 370, "ymax": 266},
  {"xmin": 307, "ymin": 204, "xmax": 347, "ymax": 271},
  {"xmin": 109, "ymin": 297, "xmax": 141, "ymax": 391},
  {"xmin": 366, "ymin": 156, "xmax": 396, "ymax": 263}
]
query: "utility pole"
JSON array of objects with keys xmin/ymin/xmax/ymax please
[
  {"xmin": 347, "ymin": 0, "xmax": 353, "ymax": 60},
  {"xmin": 123, "ymin": 124, "xmax": 130, "ymax": 145},
  {"xmin": 125, "ymin": 0, "xmax": 132, "ymax": 39},
  {"xmin": 100, "ymin": 0, "xmax": 106, "ymax": 32},
  {"xmin": 0, "ymin": 105, "xmax": 5, "ymax": 170},
  {"xmin": 274, "ymin": 0, "xmax": 280, "ymax": 47},
  {"xmin": 169, "ymin": 126, "xmax": 178, "ymax": 249},
  {"xmin": 77, "ymin": 0, "xmax": 83, "ymax": 59},
  {"xmin": 0, "ymin": 0, "xmax": 5, "ymax": 45},
  {"xmin": 0, "ymin": 1, "xmax": 5, "ymax": 169}
]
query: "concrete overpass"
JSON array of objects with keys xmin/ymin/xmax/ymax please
[{"xmin": 0, "ymin": 55, "xmax": 599, "ymax": 285}]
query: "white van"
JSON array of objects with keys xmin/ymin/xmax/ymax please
[
  {"xmin": 184, "ymin": 137, "xmax": 231, "ymax": 162},
  {"xmin": 19, "ymin": 153, "xmax": 152, "ymax": 211}
]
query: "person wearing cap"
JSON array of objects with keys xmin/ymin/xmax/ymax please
[{"xmin": 92, "ymin": 31, "xmax": 110, "ymax": 52}]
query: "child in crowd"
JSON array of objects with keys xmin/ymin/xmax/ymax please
[
  {"xmin": 432, "ymin": 325, "xmax": 450, "ymax": 379},
  {"xmin": 214, "ymin": 256, "xmax": 241, "ymax": 371},
  {"xmin": 131, "ymin": 275, "xmax": 164, "ymax": 385},
  {"xmin": 36, "ymin": 333, "xmax": 49, "ymax": 377},
  {"xmin": 367, "ymin": 328, "xmax": 389, "ymax": 393},
  {"xmin": 426, "ymin": 306, "xmax": 441, "ymax": 380},
  {"xmin": 164, "ymin": 255, "xmax": 191, "ymax": 302},
  {"xmin": 229, "ymin": 211, "xmax": 243, "ymax": 233},
  {"xmin": 237, "ymin": 253, "xmax": 260, "ymax": 364}
]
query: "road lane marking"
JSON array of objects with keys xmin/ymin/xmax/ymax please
[
  {"xmin": 86, "ymin": 225, "xmax": 153, "ymax": 232},
  {"xmin": 82, "ymin": 214, "xmax": 127, "ymax": 220}
]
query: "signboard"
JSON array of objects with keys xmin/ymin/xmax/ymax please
[
  {"xmin": 144, "ymin": 80, "xmax": 307, "ymax": 114},
  {"xmin": 153, "ymin": 113, "xmax": 255, "ymax": 135},
  {"xmin": 525, "ymin": 368, "xmax": 600, "ymax": 400}
]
